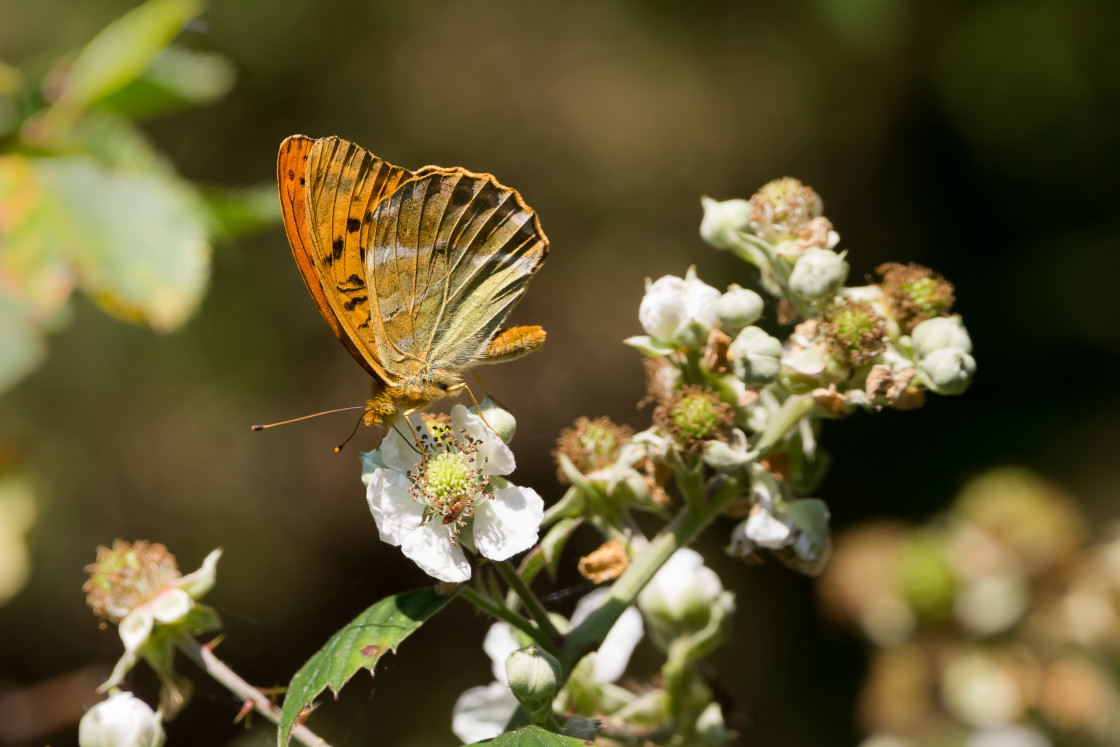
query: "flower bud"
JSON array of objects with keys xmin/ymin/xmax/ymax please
[
  {"xmin": 638, "ymin": 268, "xmax": 721, "ymax": 348},
  {"xmin": 79, "ymin": 692, "xmax": 165, "ymax": 747},
  {"xmin": 728, "ymin": 326, "xmax": 782, "ymax": 385},
  {"xmin": 910, "ymin": 315, "xmax": 972, "ymax": 358},
  {"xmin": 638, "ymin": 548, "xmax": 723, "ymax": 649},
  {"xmin": 700, "ymin": 196, "xmax": 753, "ymax": 249},
  {"xmin": 788, "ymin": 247, "xmax": 849, "ymax": 300},
  {"xmin": 919, "ymin": 347, "xmax": 977, "ymax": 395},
  {"xmin": 696, "ymin": 702, "xmax": 731, "ymax": 745},
  {"xmin": 505, "ymin": 646, "xmax": 562, "ymax": 724},
  {"xmin": 478, "ymin": 398, "xmax": 517, "ymax": 444},
  {"xmin": 715, "ymin": 284, "xmax": 764, "ymax": 332}
]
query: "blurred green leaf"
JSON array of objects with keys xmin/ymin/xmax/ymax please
[
  {"xmin": 0, "ymin": 296, "xmax": 46, "ymax": 396},
  {"xmin": 39, "ymin": 110, "xmax": 166, "ymax": 172},
  {"xmin": 200, "ymin": 183, "xmax": 281, "ymax": 243},
  {"xmin": 96, "ymin": 46, "xmax": 236, "ymax": 120},
  {"xmin": 279, "ymin": 587, "xmax": 456, "ymax": 746},
  {"xmin": 57, "ymin": 0, "xmax": 203, "ymax": 111},
  {"xmin": 467, "ymin": 726, "xmax": 596, "ymax": 746},
  {"xmin": 31, "ymin": 156, "xmax": 211, "ymax": 330}
]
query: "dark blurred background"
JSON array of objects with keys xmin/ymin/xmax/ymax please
[{"xmin": 2, "ymin": 0, "xmax": 1120, "ymax": 744}]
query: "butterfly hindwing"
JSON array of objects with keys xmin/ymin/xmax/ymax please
[{"xmin": 365, "ymin": 168, "xmax": 549, "ymax": 373}]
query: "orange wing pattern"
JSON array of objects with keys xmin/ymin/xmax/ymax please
[{"xmin": 276, "ymin": 135, "xmax": 413, "ymax": 382}]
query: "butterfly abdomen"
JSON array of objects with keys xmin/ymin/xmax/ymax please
[{"xmin": 480, "ymin": 326, "xmax": 546, "ymax": 364}]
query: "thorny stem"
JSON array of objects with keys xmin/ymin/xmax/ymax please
[
  {"xmin": 559, "ymin": 474, "xmax": 744, "ymax": 673},
  {"xmin": 459, "ymin": 586, "xmax": 560, "ymax": 657},
  {"xmin": 176, "ymin": 638, "xmax": 329, "ymax": 747},
  {"xmin": 494, "ymin": 560, "xmax": 562, "ymax": 646}
]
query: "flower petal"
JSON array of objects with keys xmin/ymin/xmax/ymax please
[
  {"xmin": 483, "ymin": 622, "xmax": 520, "ymax": 685},
  {"xmin": 149, "ymin": 588, "xmax": 193, "ymax": 624},
  {"xmin": 452, "ymin": 404, "xmax": 515, "ymax": 476},
  {"xmin": 400, "ymin": 522, "xmax": 471, "ymax": 583},
  {"xmin": 379, "ymin": 416, "xmax": 426, "ymax": 473},
  {"xmin": 472, "ymin": 486, "xmax": 544, "ymax": 562},
  {"xmin": 119, "ymin": 608, "xmax": 155, "ymax": 654},
  {"xmin": 366, "ymin": 468, "xmax": 425, "ymax": 547},
  {"xmin": 450, "ymin": 681, "xmax": 519, "ymax": 743},
  {"xmin": 571, "ymin": 588, "xmax": 644, "ymax": 683},
  {"xmin": 177, "ymin": 548, "xmax": 221, "ymax": 599}
]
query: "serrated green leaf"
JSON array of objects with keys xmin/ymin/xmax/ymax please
[
  {"xmin": 467, "ymin": 725, "xmax": 596, "ymax": 746},
  {"xmin": 278, "ymin": 587, "xmax": 457, "ymax": 746},
  {"xmin": 96, "ymin": 46, "xmax": 236, "ymax": 120},
  {"xmin": 32, "ymin": 156, "xmax": 211, "ymax": 330},
  {"xmin": 58, "ymin": 0, "xmax": 203, "ymax": 110}
]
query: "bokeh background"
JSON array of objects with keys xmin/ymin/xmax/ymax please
[{"xmin": 2, "ymin": 0, "xmax": 1120, "ymax": 744}]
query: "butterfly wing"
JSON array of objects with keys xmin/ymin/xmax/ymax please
[
  {"xmin": 364, "ymin": 168, "xmax": 549, "ymax": 375},
  {"xmin": 276, "ymin": 135, "xmax": 415, "ymax": 383}
]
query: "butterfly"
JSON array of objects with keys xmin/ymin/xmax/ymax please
[{"xmin": 276, "ymin": 135, "xmax": 549, "ymax": 428}]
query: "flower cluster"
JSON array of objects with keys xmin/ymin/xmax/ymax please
[
  {"xmin": 614, "ymin": 178, "xmax": 975, "ymax": 575},
  {"xmin": 820, "ymin": 468, "xmax": 1120, "ymax": 747}
]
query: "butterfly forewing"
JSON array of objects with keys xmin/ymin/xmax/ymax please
[
  {"xmin": 365, "ymin": 168, "xmax": 549, "ymax": 373},
  {"xmin": 297, "ymin": 136, "xmax": 416, "ymax": 383}
]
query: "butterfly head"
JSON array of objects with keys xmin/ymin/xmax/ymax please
[{"xmin": 363, "ymin": 369, "xmax": 464, "ymax": 427}]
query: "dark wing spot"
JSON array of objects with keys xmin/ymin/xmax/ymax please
[
  {"xmin": 359, "ymin": 246, "xmax": 366, "ymax": 263},
  {"xmin": 346, "ymin": 218, "xmax": 361, "ymax": 233},
  {"xmin": 346, "ymin": 274, "xmax": 363, "ymax": 285},
  {"xmin": 323, "ymin": 252, "xmax": 333, "ymax": 266},
  {"xmin": 287, "ymin": 169, "xmax": 295, "ymax": 180},
  {"xmin": 358, "ymin": 313, "xmax": 371, "ymax": 329},
  {"xmin": 332, "ymin": 237, "xmax": 344, "ymax": 260},
  {"xmin": 450, "ymin": 178, "xmax": 474, "ymax": 208},
  {"xmin": 363, "ymin": 210, "xmax": 373, "ymax": 224},
  {"xmin": 344, "ymin": 295, "xmax": 367, "ymax": 311},
  {"xmin": 298, "ymin": 177, "xmax": 305, "ymax": 186}
]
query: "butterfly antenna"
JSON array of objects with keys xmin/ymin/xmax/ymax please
[
  {"xmin": 334, "ymin": 408, "xmax": 377, "ymax": 453},
  {"xmin": 392, "ymin": 422, "xmax": 423, "ymax": 456},
  {"xmin": 252, "ymin": 405, "xmax": 367, "ymax": 431}
]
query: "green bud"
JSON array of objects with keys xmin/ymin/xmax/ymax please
[
  {"xmin": 910, "ymin": 315, "xmax": 972, "ymax": 358},
  {"xmin": 715, "ymin": 284, "xmax": 764, "ymax": 332},
  {"xmin": 699, "ymin": 196, "xmax": 753, "ymax": 249},
  {"xmin": 919, "ymin": 347, "xmax": 976, "ymax": 395},
  {"xmin": 696, "ymin": 702, "xmax": 731, "ymax": 745},
  {"xmin": 788, "ymin": 247, "xmax": 849, "ymax": 300},
  {"xmin": 478, "ymin": 397, "xmax": 517, "ymax": 443},
  {"xmin": 728, "ymin": 326, "xmax": 782, "ymax": 385},
  {"xmin": 505, "ymin": 646, "xmax": 562, "ymax": 724}
]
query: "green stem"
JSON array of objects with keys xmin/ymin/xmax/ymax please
[
  {"xmin": 458, "ymin": 586, "xmax": 559, "ymax": 657},
  {"xmin": 176, "ymin": 638, "xmax": 330, "ymax": 747},
  {"xmin": 753, "ymin": 393, "xmax": 816, "ymax": 455},
  {"xmin": 494, "ymin": 560, "xmax": 562, "ymax": 645},
  {"xmin": 559, "ymin": 475, "xmax": 743, "ymax": 672}
]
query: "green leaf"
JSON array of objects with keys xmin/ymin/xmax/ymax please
[
  {"xmin": 0, "ymin": 296, "xmax": 46, "ymax": 395},
  {"xmin": 96, "ymin": 46, "xmax": 236, "ymax": 120},
  {"xmin": 466, "ymin": 725, "xmax": 596, "ymax": 746},
  {"xmin": 278, "ymin": 587, "xmax": 456, "ymax": 746},
  {"xmin": 32, "ymin": 156, "xmax": 211, "ymax": 330},
  {"xmin": 58, "ymin": 0, "xmax": 203, "ymax": 110},
  {"xmin": 199, "ymin": 183, "xmax": 280, "ymax": 243}
]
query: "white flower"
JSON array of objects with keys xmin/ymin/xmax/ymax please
[
  {"xmin": 84, "ymin": 543, "xmax": 221, "ymax": 691},
  {"xmin": 451, "ymin": 681, "xmax": 519, "ymax": 743},
  {"xmin": 639, "ymin": 268, "xmax": 721, "ymax": 347},
  {"xmin": 570, "ymin": 588, "xmax": 644, "ymax": 684},
  {"xmin": 364, "ymin": 405, "xmax": 544, "ymax": 583},
  {"xmin": 788, "ymin": 247, "xmax": 849, "ymax": 300},
  {"xmin": 638, "ymin": 548, "xmax": 723, "ymax": 626},
  {"xmin": 79, "ymin": 691, "xmax": 165, "ymax": 747}
]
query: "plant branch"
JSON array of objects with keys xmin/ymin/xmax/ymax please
[
  {"xmin": 458, "ymin": 586, "xmax": 559, "ymax": 657},
  {"xmin": 494, "ymin": 560, "xmax": 562, "ymax": 646},
  {"xmin": 176, "ymin": 638, "xmax": 329, "ymax": 747},
  {"xmin": 559, "ymin": 474, "xmax": 743, "ymax": 672}
]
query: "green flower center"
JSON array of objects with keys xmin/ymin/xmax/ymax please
[
  {"xmin": 580, "ymin": 424, "xmax": 617, "ymax": 460},
  {"xmin": 424, "ymin": 451, "xmax": 476, "ymax": 502},
  {"xmin": 902, "ymin": 277, "xmax": 949, "ymax": 316},
  {"xmin": 671, "ymin": 394, "xmax": 721, "ymax": 441}
]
